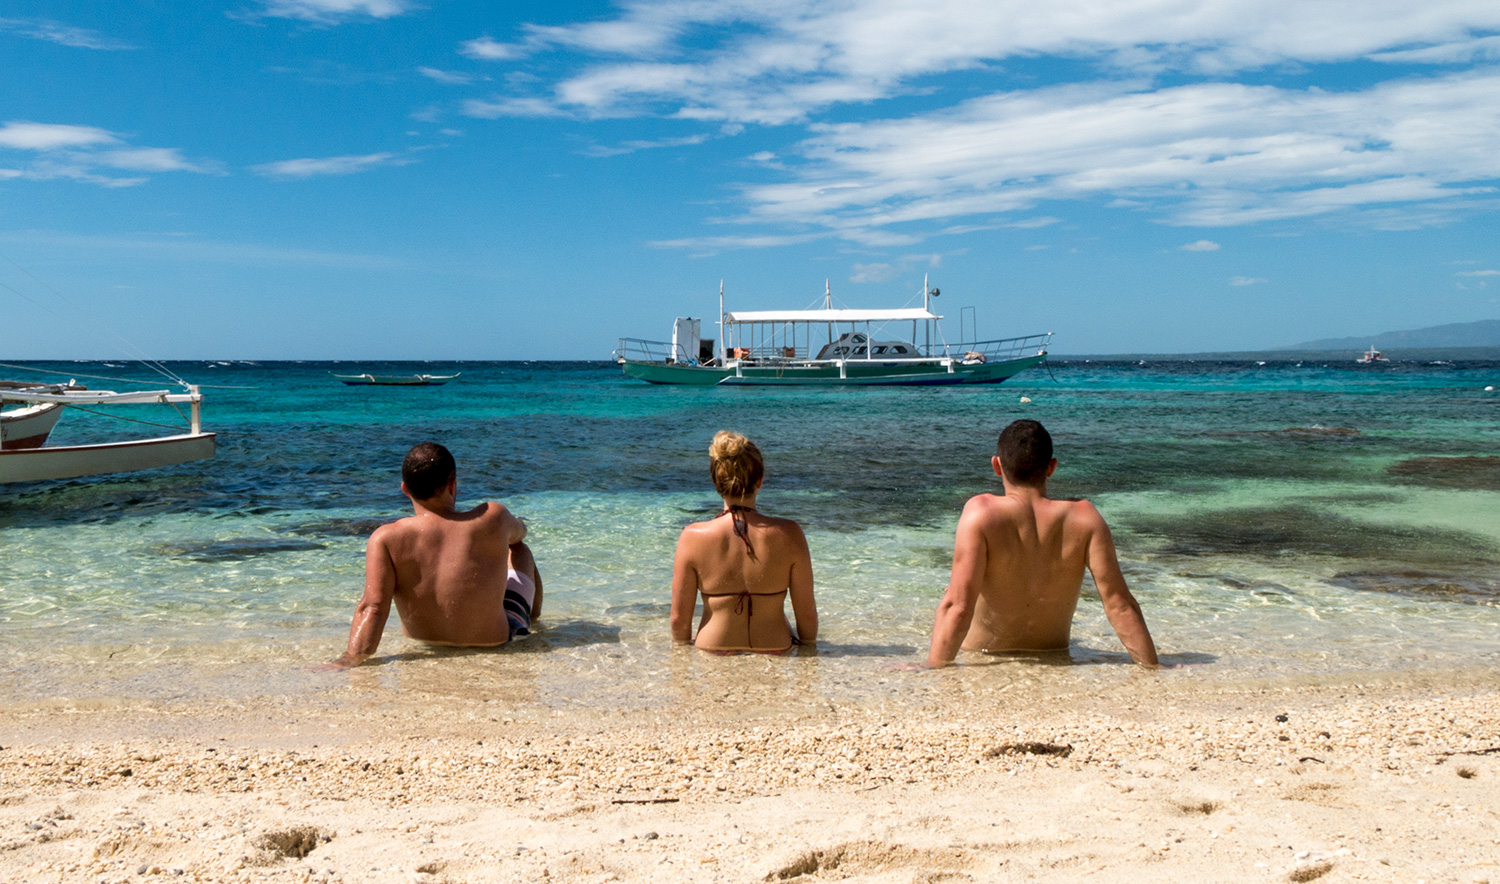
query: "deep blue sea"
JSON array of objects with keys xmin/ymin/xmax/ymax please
[{"xmin": 3, "ymin": 358, "xmax": 1498, "ymax": 713}]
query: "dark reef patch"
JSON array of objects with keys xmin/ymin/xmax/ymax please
[
  {"xmin": 1327, "ymin": 571, "xmax": 1500, "ymax": 606},
  {"xmin": 1125, "ymin": 506, "xmax": 1497, "ymax": 571},
  {"xmin": 1387, "ymin": 456, "xmax": 1500, "ymax": 491},
  {"xmin": 283, "ymin": 517, "xmax": 387, "ymax": 537},
  {"xmin": 154, "ymin": 538, "xmax": 327, "ymax": 562}
]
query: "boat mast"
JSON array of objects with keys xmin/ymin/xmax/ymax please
[
  {"xmin": 824, "ymin": 280, "xmax": 832, "ymax": 355},
  {"xmin": 719, "ymin": 280, "xmax": 725, "ymax": 363},
  {"xmin": 923, "ymin": 274, "xmax": 930, "ymax": 355}
]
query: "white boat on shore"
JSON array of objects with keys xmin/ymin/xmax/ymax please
[
  {"xmin": 615, "ymin": 279, "xmax": 1051, "ymax": 387},
  {"xmin": 0, "ymin": 379, "xmax": 214, "ymax": 484}
]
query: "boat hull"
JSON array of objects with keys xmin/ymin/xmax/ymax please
[
  {"xmin": 620, "ymin": 361, "xmax": 734, "ymax": 385},
  {"xmin": 0, "ymin": 433, "xmax": 216, "ymax": 484},
  {"xmin": 621, "ymin": 354, "xmax": 1046, "ymax": 386},
  {"xmin": 0, "ymin": 402, "xmax": 65, "ymax": 449}
]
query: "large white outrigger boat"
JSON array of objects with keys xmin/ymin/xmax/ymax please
[
  {"xmin": 615, "ymin": 279, "xmax": 1051, "ymax": 386},
  {"xmin": 1, "ymin": 378, "xmax": 214, "ymax": 484}
]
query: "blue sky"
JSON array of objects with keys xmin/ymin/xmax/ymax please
[{"xmin": 2, "ymin": 0, "xmax": 1498, "ymax": 359}]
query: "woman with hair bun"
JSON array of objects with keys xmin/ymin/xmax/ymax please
[{"xmin": 670, "ymin": 430, "xmax": 817, "ymax": 654}]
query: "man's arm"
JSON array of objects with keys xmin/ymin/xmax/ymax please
[
  {"xmin": 668, "ymin": 530, "xmax": 699, "ymax": 644},
  {"xmin": 1082, "ymin": 504, "xmax": 1159, "ymax": 667},
  {"xmin": 786, "ymin": 524, "xmax": 817, "ymax": 644},
  {"xmin": 331, "ymin": 529, "xmax": 398, "ymax": 669},
  {"xmin": 926, "ymin": 500, "xmax": 988, "ymax": 668}
]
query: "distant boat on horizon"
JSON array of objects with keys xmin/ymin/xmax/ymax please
[
  {"xmin": 332, "ymin": 372, "xmax": 460, "ymax": 386},
  {"xmin": 1356, "ymin": 345, "xmax": 1390, "ymax": 365},
  {"xmin": 614, "ymin": 278, "xmax": 1050, "ymax": 387}
]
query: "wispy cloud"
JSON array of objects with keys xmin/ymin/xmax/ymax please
[
  {"xmin": 467, "ymin": 1, "xmax": 1500, "ymax": 123},
  {"xmin": 0, "ymin": 121, "xmax": 117, "ymax": 150},
  {"xmin": 1458, "ymin": 269, "xmax": 1500, "ymax": 277},
  {"xmin": 1229, "ymin": 276, "xmax": 1267, "ymax": 286},
  {"xmin": 1181, "ymin": 240, "xmax": 1221, "ymax": 251},
  {"xmin": 0, "ymin": 120, "xmax": 212, "ymax": 186},
  {"xmin": 0, "ymin": 229, "xmax": 402, "ymax": 269},
  {"xmin": 251, "ymin": 152, "xmax": 409, "ymax": 179},
  {"xmin": 0, "ymin": 17, "xmax": 135, "ymax": 50},
  {"xmin": 727, "ymin": 71, "xmax": 1500, "ymax": 241},
  {"xmin": 580, "ymin": 133, "xmax": 711, "ymax": 157},
  {"xmin": 418, "ymin": 67, "xmax": 477, "ymax": 86},
  {"xmin": 255, "ymin": 0, "xmax": 415, "ymax": 23},
  {"xmin": 460, "ymin": 37, "xmax": 527, "ymax": 61}
]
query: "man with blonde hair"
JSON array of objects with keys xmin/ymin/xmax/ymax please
[{"xmin": 925, "ymin": 419, "xmax": 1157, "ymax": 668}]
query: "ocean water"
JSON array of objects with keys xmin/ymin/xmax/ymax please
[{"xmin": 2, "ymin": 359, "xmax": 1498, "ymax": 716}]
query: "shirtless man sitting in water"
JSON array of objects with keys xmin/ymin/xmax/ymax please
[
  {"xmin": 925, "ymin": 419, "xmax": 1157, "ymax": 668},
  {"xmin": 330, "ymin": 442, "xmax": 542, "ymax": 669}
]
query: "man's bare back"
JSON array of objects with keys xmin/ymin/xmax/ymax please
[
  {"xmin": 926, "ymin": 420, "xmax": 1157, "ymax": 668},
  {"xmin": 331, "ymin": 443, "xmax": 540, "ymax": 669}
]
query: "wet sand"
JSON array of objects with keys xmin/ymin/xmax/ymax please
[{"xmin": 4, "ymin": 667, "xmax": 1499, "ymax": 883}]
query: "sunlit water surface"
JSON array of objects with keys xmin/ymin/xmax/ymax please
[{"xmin": 3, "ymin": 359, "xmax": 1498, "ymax": 716}]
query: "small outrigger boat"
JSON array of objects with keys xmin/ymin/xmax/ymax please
[
  {"xmin": 333, "ymin": 373, "xmax": 460, "ymax": 386},
  {"xmin": 1355, "ymin": 345, "xmax": 1390, "ymax": 365},
  {"xmin": 1, "ymin": 379, "xmax": 214, "ymax": 484},
  {"xmin": 615, "ymin": 279, "xmax": 1050, "ymax": 387}
]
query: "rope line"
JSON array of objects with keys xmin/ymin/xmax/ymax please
[
  {"xmin": 1, "ymin": 251, "xmax": 187, "ymax": 387},
  {"xmin": 61, "ymin": 404, "xmax": 191, "ymax": 432}
]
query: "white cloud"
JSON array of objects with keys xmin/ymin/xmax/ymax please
[
  {"xmin": 418, "ymin": 67, "xmax": 476, "ymax": 85},
  {"xmin": 0, "ymin": 121, "xmax": 211, "ymax": 186},
  {"xmin": 251, "ymin": 152, "xmax": 407, "ymax": 178},
  {"xmin": 460, "ymin": 37, "xmax": 526, "ymax": 61},
  {"xmin": 463, "ymin": 97, "xmax": 571, "ymax": 119},
  {"xmin": 1181, "ymin": 240, "xmax": 1221, "ymax": 251},
  {"xmin": 720, "ymin": 71, "xmax": 1500, "ymax": 241},
  {"xmin": 1458, "ymin": 269, "xmax": 1500, "ymax": 276},
  {"xmin": 98, "ymin": 148, "xmax": 210, "ymax": 173},
  {"xmin": 580, "ymin": 134, "xmax": 711, "ymax": 157},
  {"xmin": 0, "ymin": 121, "xmax": 117, "ymax": 150},
  {"xmin": 257, "ymin": 0, "xmax": 414, "ymax": 22},
  {"xmin": 1371, "ymin": 35, "xmax": 1500, "ymax": 64},
  {"xmin": 849, "ymin": 262, "xmax": 897, "ymax": 283},
  {"xmin": 1006, "ymin": 216, "xmax": 1061, "ymax": 229},
  {"xmin": 1229, "ymin": 276, "xmax": 1266, "ymax": 286},
  {"xmin": 481, "ymin": 0, "xmax": 1500, "ymax": 122},
  {"xmin": 0, "ymin": 17, "xmax": 135, "ymax": 50},
  {"xmin": 458, "ymin": 0, "xmax": 1500, "ymax": 244}
]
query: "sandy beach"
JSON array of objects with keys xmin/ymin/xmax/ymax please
[{"xmin": 4, "ymin": 664, "xmax": 1498, "ymax": 884}]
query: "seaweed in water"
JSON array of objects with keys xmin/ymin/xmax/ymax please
[
  {"xmin": 1128, "ymin": 506, "xmax": 1496, "ymax": 571},
  {"xmin": 1387, "ymin": 456, "xmax": 1500, "ymax": 491},
  {"xmin": 153, "ymin": 538, "xmax": 327, "ymax": 562},
  {"xmin": 1328, "ymin": 571, "xmax": 1500, "ymax": 606}
]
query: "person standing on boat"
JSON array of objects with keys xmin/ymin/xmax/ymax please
[
  {"xmin": 923, "ymin": 419, "xmax": 1158, "ymax": 668},
  {"xmin": 671, "ymin": 431, "xmax": 817, "ymax": 653},
  {"xmin": 329, "ymin": 442, "xmax": 542, "ymax": 668}
]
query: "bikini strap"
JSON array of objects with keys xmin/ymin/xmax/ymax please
[{"xmin": 718, "ymin": 504, "xmax": 755, "ymax": 556}]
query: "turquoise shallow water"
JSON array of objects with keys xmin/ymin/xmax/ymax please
[{"xmin": 2, "ymin": 358, "xmax": 1498, "ymax": 709}]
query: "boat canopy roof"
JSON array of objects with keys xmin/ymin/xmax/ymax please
[{"xmin": 724, "ymin": 307, "xmax": 939, "ymax": 324}]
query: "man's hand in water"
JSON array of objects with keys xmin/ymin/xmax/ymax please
[
  {"xmin": 886, "ymin": 660, "xmax": 941, "ymax": 672},
  {"xmin": 312, "ymin": 652, "xmax": 367, "ymax": 672}
]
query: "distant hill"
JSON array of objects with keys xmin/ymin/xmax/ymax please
[{"xmin": 1286, "ymin": 319, "xmax": 1500, "ymax": 350}]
